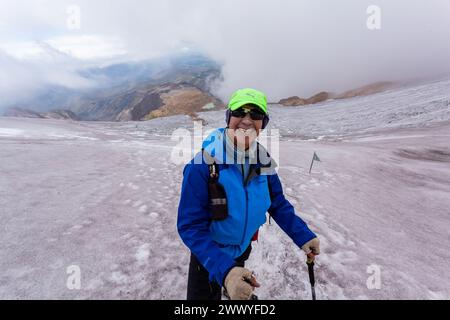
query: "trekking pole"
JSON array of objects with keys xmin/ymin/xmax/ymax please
[{"xmin": 306, "ymin": 256, "xmax": 316, "ymax": 300}]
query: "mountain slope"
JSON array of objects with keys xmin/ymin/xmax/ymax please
[
  {"xmin": 3, "ymin": 107, "xmax": 79, "ymax": 120},
  {"xmin": 5, "ymin": 53, "xmax": 223, "ymax": 121},
  {"xmin": 116, "ymin": 83, "xmax": 224, "ymax": 121}
]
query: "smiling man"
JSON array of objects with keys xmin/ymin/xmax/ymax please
[{"xmin": 177, "ymin": 88, "xmax": 320, "ymax": 300}]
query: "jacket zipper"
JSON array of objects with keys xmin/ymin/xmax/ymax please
[{"xmin": 240, "ymin": 164, "xmax": 252, "ymax": 245}]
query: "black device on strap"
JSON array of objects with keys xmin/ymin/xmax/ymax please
[{"xmin": 203, "ymin": 150, "xmax": 229, "ymax": 221}]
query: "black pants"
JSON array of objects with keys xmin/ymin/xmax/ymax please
[{"xmin": 186, "ymin": 245, "xmax": 252, "ymax": 300}]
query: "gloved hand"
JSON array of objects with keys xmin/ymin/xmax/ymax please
[
  {"xmin": 301, "ymin": 237, "xmax": 320, "ymax": 259},
  {"xmin": 224, "ymin": 267, "xmax": 260, "ymax": 300}
]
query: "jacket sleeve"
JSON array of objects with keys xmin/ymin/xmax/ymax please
[
  {"xmin": 177, "ymin": 157, "xmax": 236, "ymax": 286},
  {"xmin": 267, "ymin": 173, "xmax": 317, "ymax": 248}
]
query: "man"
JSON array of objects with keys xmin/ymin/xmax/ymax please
[{"xmin": 177, "ymin": 88, "xmax": 320, "ymax": 300}]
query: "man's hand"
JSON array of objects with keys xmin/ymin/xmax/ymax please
[
  {"xmin": 224, "ymin": 267, "xmax": 260, "ymax": 300},
  {"xmin": 301, "ymin": 237, "xmax": 320, "ymax": 261}
]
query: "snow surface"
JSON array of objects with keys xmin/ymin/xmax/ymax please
[{"xmin": 1, "ymin": 79, "xmax": 450, "ymax": 299}]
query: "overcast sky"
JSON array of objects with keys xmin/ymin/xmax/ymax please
[{"xmin": 1, "ymin": 0, "xmax": 450, "ymax": 107}]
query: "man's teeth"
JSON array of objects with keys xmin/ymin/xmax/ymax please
[{"xmin": 237, "ymin": 128, "xmax": 255, "ymax": 133}]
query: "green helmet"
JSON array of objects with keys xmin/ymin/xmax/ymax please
[{"xmin": 228, "ymin": 88, "xmax": 268, "ymax": 114}]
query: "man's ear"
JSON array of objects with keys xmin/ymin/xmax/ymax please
[{"xmin": 262, "ymin": 114, "xmax": 269, "ymax": 129}]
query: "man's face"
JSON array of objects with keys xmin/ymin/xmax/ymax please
[{"xmin": 227, "ymin": 104, "xmax": 264, "ymax": 150}]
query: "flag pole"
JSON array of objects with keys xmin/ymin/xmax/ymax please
[{"xmin": 309, "ymin": 157, "xmax": 314, "ymax": 174}]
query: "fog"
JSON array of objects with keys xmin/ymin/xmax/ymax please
[{"xmin": 1, "ymin": 0, "xmax": 450, "ymax": 108}]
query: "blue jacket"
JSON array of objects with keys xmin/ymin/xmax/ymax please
[{"xmin": 177, "ymin": 128, "xmax": 316, "ymax": 286}]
